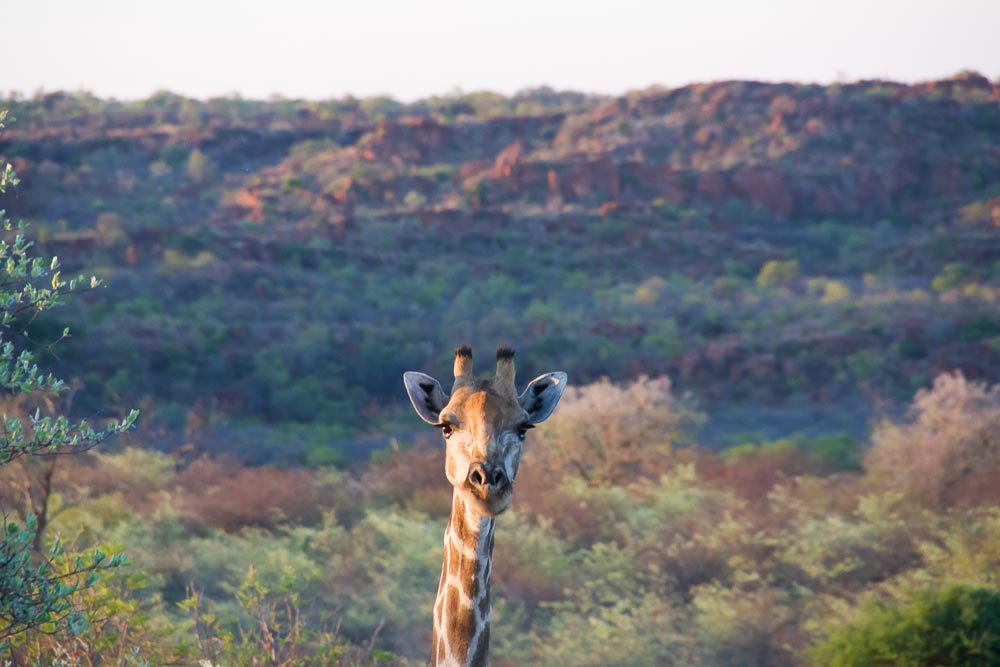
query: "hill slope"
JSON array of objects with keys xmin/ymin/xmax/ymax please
[{"xmin": 1, "ymin": 74, "xmax": 999, "ymax": 460}]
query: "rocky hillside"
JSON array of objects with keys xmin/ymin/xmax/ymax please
[{"xmin": 1, "ymin": 73, "xmax": 998, "ymax": 460}]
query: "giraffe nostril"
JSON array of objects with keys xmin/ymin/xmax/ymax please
[
  {"xmin": 468, "ymin": 463, "xmax": 509, "ymax": 491},
  {"xmin": 468, "ymin": 463, "xmax": 488, "ymax": 488}
]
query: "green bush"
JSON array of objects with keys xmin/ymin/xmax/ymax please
[
  {"xmin": 931, "ymin": 262, "xmax": 973, "ymax": 293},
  {"xmin": 809, "ymin": 585, "xmax": 1000, "ymax": 667},
  {"xmin": 802, "ymin": 433, "xmax": 863, "ymax": 472},
  {"xmin": 756, "ymin": 259, "xmax": 800, "ymax": 288}
]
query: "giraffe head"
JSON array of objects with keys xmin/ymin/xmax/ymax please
[{"xmin": 404, "ymin": 346, "xmax": 567, "ymax": 517}]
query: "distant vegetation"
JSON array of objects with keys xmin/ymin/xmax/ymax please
[
  {"xmin": 1, "ymin": 73, "xmax": 999, "ymax": 457},
  {"xmin": 1, "ymin": 73, "xmax": 1000, "ymax": 664}
]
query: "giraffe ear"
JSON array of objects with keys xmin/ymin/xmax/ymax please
[
  {"xmin": 519, "ymin": 372, "xmax": 567, "ymax": 424},
  {"xmin": 403, "ymin": 372, "xmax": 449, "ymax": 424}
]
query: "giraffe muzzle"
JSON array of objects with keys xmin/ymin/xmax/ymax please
[{"xmin": 467, "ymin": 462, "xmax": 510, "ymax": 499}]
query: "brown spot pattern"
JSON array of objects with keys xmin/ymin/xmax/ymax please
[{"xmin": 433, "ymin": 492, "xmax": 496, "ymax": 667}]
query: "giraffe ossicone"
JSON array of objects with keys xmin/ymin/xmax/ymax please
[{"xmin": 403, "ymin": 346, "xmax": 567, "ymax": 667}]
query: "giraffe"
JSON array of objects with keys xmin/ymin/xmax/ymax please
[{"xmin": 403, "ymin": 345, "xmax": 567, "ymax": 667}]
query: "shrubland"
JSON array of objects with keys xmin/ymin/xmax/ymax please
[{"xmin": 2, "ymin": 371, "xmax": 999, "ymax": 665}]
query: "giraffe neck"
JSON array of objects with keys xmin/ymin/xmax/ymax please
[{"xmin": 432, "ymin": 491, "xmax": 496, "ymax": 667}]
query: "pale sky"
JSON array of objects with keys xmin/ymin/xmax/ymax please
[{"xmin": 6, "ymin": 0, "xmax": 1000, "ymax": 101}]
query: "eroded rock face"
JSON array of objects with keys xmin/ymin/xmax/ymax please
[
  {"xmin": 361, "ymin": 117, "xmax": 456, "ymax": 164},
  {"xmin": 6, "ymin": 75, "xmax": 997, "ymax": 228},
  {"xmin": 300, "ymin": 76, "xmax": 994, "ymax": 217},
  {"xmin": 695, "ymin": 171, "xmax": 728, "ymax": 204},
  {"xmin": 731, "ymin": 166, "xmax": 794, "ymax": 219},
  {"xmin": 493, "ymin": 142, "xmax": 524, "ymax": 177}
]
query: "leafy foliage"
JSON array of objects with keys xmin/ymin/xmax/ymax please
[
  {"xmin": 0, "ymin": 110, "xmax": 137, "ymax": 655},
  {"xmin": 0, "ymin": 514, "xmax": 125, "ymax": 644},
  {"xmin": 756, "ymin": 259, "xmax": 800, "ymax": 288},
  {"xmin": 866, "ymin": 372, "xmax": 1000, "ymax": 509},
  {"xmin": 528, "ymin": 375, "xmax": 703, "ymax": 484},
  {"xmin": 181, "ymin": 566, "xmax": 404, "ymax": 667},
  {"xmin": 809, "ymin": 585, "xmax": 1000, "ymax": 667}
]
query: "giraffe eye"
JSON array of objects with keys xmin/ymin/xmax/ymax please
[
  {"xmin": 517, "ymin": 425, "xmax": 532, "ymax": 441},
  {"xmin": 440, "ymin": 423, "xmax": 454, "ymax": 438}
]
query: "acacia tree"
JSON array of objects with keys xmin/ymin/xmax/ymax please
[
  {"xmin": 528, "ymin": 375, "xmax": 704, "ymax": 485},
  {"xmin": 0, "ymin": 110, "xmax": 138, "ymax": 649},
  {"xmin": 865, "ymin": 371, "xmax": 1000, "ymax": 509}
]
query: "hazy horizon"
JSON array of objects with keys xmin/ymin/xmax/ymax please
[{"xmin": 7, "ymin": 0, "xmax": 1000, "ymax": 102}]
